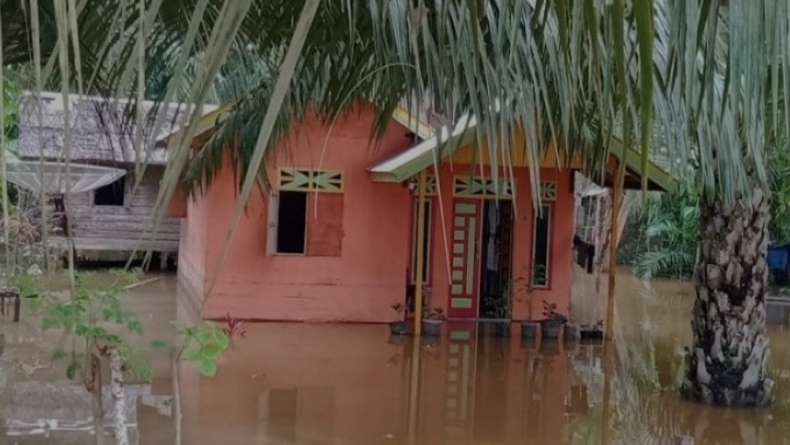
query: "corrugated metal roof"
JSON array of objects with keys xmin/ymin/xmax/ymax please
[{"xmin": 18, "ymin": 92, "xmax": 218, "ymax": 165}]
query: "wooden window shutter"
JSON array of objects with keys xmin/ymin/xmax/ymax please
[
  {"xmin": 266, "ymin": 192, "xmax": 280, "ymax": 256},
  {"xmin": 306, "ymin": 193, "xmax": 344, "ymax": 257}
]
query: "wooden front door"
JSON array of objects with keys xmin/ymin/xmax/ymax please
[{"xmin": 448, "ymin": 199, "xmax": 482, "ymax": 318}]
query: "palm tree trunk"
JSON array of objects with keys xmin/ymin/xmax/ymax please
[{"xmin": 681, "ymin": 188, "xmax": 774, "ymax": 406}]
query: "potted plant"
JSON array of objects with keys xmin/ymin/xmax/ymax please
[
  {"xmin": 422, "ymin": 307, "xmax": 445, "ymax": 337},
  {"xmin": 540, "ymin": 300, "xmax": 567, "ymax": 339},
  {"xmin": 490, "ymin": 285, "xmax": 512, "ymax": 337},
  {"xmin": 511, "ymin": 275, "xmax": 539, "ymax": 338},
  {"xmin": 389, "ymin": 302, "xmax": 409, "ymax": 336}
]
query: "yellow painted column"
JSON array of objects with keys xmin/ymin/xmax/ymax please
[{"xmin": 414, "ymin": 169, "xmax": 428, "ymax": 336}]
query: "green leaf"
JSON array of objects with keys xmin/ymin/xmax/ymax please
[
  {"xmin": 102, "ymin": 308, "xmax": 115, "ymax": 321},
  {"xmin": 632, "ymin": 0, "xmax": 653, "ymax": 193},
  {"xmin": 150, "ymin": 339, "xmax": 168, "ymax": 349},
  {"xmin": 51, "ymin": 349, "xmax": 67, "ymax": 361},
  {"xmin": 66, "ymin": 361, "xmax": 79, "ymax": 380},
  {"xmin": 196, "ymin": 330, "xmax": 213, "ymax": 345},
  {"xmin": 201, "ymin": 344, "xmax": 223, "ymax": 361},
  {"xmin": 198, "ymin": 360, "xmax": 218, "ymax": 377},
  {"xmin": 186, "ymin": 349, "xmax": 202, "ymax": 362},
  {"xmin": 127, "ymin": 320, "xmax": 144, "ymax": 335},
  {"xmin": 213, "ymin": 330, "xmax": 230, "ymax": 349},
  {"xmin": 106, "ymin": 334, "xmax": 124, "ymax": 345}
]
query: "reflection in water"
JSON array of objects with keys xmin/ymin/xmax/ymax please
[
  {"xmin": 3, "ymin": 271, "xmax": 790, "ymax": 444},
  {"xmin": 2, "ymin": 382, "xmax": 170, "ymax": 443},
  {"xmin": 176, "ymin": 322, "xmax": 601, "ymax": 445},
  {"xmin": 177, "ymin": 321, "xmax": 782, "ymax": 445}
]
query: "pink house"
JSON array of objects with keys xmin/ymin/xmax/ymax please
[{"xmin": 170, "ymin": 103, "xmax": 672, "ymax": 323}]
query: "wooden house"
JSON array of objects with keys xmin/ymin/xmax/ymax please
[
  {"xmin": 17, "ymin": 92, "xmax": 217, "ymax": 263},
  {"xmin": 168, "ymin": 102, "xmax": 674, "ymax": 323}
]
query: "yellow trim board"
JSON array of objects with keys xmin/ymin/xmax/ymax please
[
  {"xmin": 369, "ymin": 120, "xmax": 678, "ymax": 192},
  {"xmin": 391, "ymin": 106, "xmax": 434, "ymax": 140},
  {"xmin": 159, "ymin": 101, "xmax": 236, "ymax": 144}
]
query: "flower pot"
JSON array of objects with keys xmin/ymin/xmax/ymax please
[
  {"xmin": 389, "ymin": 321, "xmax": 409, "ymax": 336},
  {"xmin": 521, "ymin": 321, "xmax": 539, "ymax": 339},
  {"xmin": 540, "ymin": 319, "xmax": 564, "ymax": 339},
  {"xmin": 422, "ymin": 319, "xmax": 442, "ymax": 337}
]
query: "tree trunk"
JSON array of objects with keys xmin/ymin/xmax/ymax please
[
  {"xmin": 91, "ymin": 355, "xmax": 105, "ymax": 445},
  {"xmin": 681, "ymin": 188, "xmax": 774, "ymax": 406},
  {"xmin": 110, "ymin": 348, "xmax": 128, "ymax": 445},
  {"xmin": 172, "ymin": 355, "xmax": 183, "ymax": 445}
]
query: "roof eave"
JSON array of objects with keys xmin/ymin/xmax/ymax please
[{"xmin": 158, "ymin": 101, "xmax": 236, "ymax": 144}]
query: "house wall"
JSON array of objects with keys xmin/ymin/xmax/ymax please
[
  {"xmin": 195, "ymin": 104, "xmax": 414, "ymax": 322},
  {"xmin": 177, "ymin": 191, "xmax": 208, "ymax": 320},
  {"xmin": 70, "ymin": 166, "xmax": 181, "ymax": 253},
  {"xmin": 427, "ymin": 166, "xmax": 575, "ymax": 320}
]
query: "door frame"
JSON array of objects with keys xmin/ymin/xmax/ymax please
[
  {"xmin": 447, "ymin": 198, "xmax": 484, "ymax": 319},
  {"xmin": 447, "ymin": 197, "xmax": 516, "ymax": 320}
]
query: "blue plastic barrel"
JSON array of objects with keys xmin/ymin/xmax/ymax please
[{"xmin": 768, "ymin": 244, "xmax": 789, "ymax": 271}]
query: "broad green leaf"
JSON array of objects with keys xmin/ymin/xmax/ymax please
[
  {"xmin": 213, "ymin": 330, "xmax": 230, "ymax": 349},
  {"xmin": 186, "ymin": 349, "xmax": 202, "ymax": 362},
  {"xmin": 196, "ymin": 330, "xmax": 213, "ymax": 345},
  {"xmin": 199, "ymin": 359, "xmax": 218, "ymax": 377},
  {"xmin": 201, "ymin": 344, "xmax": 223, "ymax": 361},
  {"xmin": 150, "ymin": 339, "xmax": 168, "ymax": 349}
]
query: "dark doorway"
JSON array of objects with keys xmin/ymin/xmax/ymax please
[
  {"xmin": 276, "ymin": 191, "xmax": 307, "ymax": 254},
  {"xmin": 478, "ymin": 200, "xmax": 513, "ymax": 319}
]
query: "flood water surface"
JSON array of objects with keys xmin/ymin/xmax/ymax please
[{"xmin": 3, "ymin": 271, "xmax": 790, "ymax": 444}]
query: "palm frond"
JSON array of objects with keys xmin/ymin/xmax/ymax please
[{"xmin": 633, "ymin": 250, "xmax": 696, "ymax": 280}]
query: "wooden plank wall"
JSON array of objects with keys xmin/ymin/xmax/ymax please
[{"xmin": 70, "ymin": 167, "xmax": 180, "ymax": 252}]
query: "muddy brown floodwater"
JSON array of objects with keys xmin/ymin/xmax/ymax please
[{"xmin": 2, "ymin": 268, "xmax": 790, "ymax": 444}]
